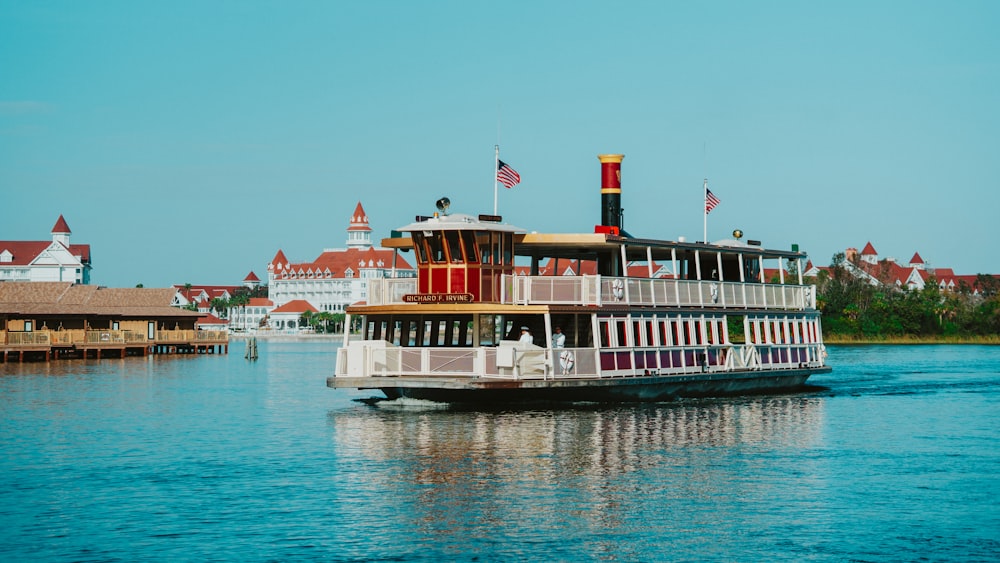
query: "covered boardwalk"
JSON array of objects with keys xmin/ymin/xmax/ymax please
[{"xmin": 0, "ymin": 282, "xmax": 228, "ymax": 362}]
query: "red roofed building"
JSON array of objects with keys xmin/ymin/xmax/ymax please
[
  {"xmin": 228, "ymin": 297, "xmax": 274, "ymax": 333},
  {"xmin": 196, "ymin": 313, "xmax": 229, "ymax": 331},
  {"xmin": 268, "ymin": 299, "xmax": 319, "ymax": 331},
  {"xmin": 805, "ymin": 241, "xmax": 1000, "ymax": 295},
  {"xmin": 266, "ymin": 202, "xmax": 416, "ymax": 326},
  {"xmin": 170, "ymin": 285, "xmax": 240, "ymax": 308},
  {"xmin": 0, "ymin": 215, "xmax": 92, "ymax": 284}
]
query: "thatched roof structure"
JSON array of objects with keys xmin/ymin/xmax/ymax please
[{"xmin": 0, "ymin": 282, "xmax": 199, "ymax": 319}]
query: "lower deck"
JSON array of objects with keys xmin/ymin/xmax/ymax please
[{"xmin": 329, "ymin": 365, "xmax": 831, "ymax": 403}]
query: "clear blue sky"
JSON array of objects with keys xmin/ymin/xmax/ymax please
[{"xmin": 2, "ymin": 1, "xmax": 997, "ymax": 288}]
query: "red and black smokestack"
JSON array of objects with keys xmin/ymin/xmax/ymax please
[{"xmin": 599, "ymin": 154, "xmax": 624, "ymax": 232}]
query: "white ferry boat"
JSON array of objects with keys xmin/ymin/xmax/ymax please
[{"xmin": 328, "ymin": 154, "xmax": 831, "ymax": 403}]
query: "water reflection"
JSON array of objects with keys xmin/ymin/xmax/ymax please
[{"xmin": 326, "ymin": 397, "xmax": 825, "ymax": 556}]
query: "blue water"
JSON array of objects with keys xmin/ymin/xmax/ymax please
[{"xmin": 1, "ymin": 342, "xmax": 998, "ymax": 562}]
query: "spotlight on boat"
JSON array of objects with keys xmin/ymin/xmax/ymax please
[
  {"xmin": 436, "ymin": 197, "xmax": 451, "ymax": 215},
  {"xmin": 733, "ymin": 229, "xmax": 743, "ymax": 240}
]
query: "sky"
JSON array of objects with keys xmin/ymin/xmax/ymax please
[{"xmin": 2, "ymin": 1, "xmax": 998, "ymax": 288}]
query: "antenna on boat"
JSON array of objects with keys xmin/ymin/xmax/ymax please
[{"xmin": 494, "ymin": 144, "xmax": 500, "ymax": 216}]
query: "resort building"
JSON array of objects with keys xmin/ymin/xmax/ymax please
[
  {"xmin": 266, "ymin": 202, "xmax": 415, "ymax": 318},
  {"xmin": 804, "ymin": 242, "xmax": 1000, "ymax": 294},
  {"xmin": 227, "ymin": 297, "xmax": 274, "ymax": 333},
  {"xmin": 0, "ymin": 215, "xmax": 92, "ymax": 284},
  {"xmin": 268, "ymin": 299, "xmax": 319, "ymax": 331}
]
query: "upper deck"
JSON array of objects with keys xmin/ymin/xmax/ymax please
[
  {"xmin": 365, "ymin": 273, "xmax": 814, "ymax": 311},
  {"xmin": 367, "ymin": 226, "xmax": 815, "ymax": 313}
]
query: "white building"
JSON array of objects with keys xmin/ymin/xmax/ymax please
[
  {"xmin": 267, "ymin": 202, "xmax": 415, "ymax": 314},
  {"xmin": 0, "ymin": 215, "xmax": 92, "ymax": 284},
  {"xmin": 228, "ymin": 297, "xmax": 274, "ymax": 333}
]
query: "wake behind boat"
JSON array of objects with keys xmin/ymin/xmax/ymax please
[{"xmin": 327, "ymin": 154, "xmax": 831, "ymax": 403}]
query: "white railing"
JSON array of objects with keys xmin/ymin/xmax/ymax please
[
  {"xmin": 505, "ymin": 275, "xmax": 815, "ymax": 311},
  {"xmin": 335, "ymin": 340, "xmax": 826, "ymax": 381},
  {"xmin": 368, "ymin": 278, "xmax": 418, "ymax": 305},
  {"xmin": 367, "ymin": 275, "xmax": 816, "ymax": 311}
]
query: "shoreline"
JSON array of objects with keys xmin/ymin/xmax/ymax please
[
  {"xmin": 229, "ymin": 333, "xmax": 344, "ymax": 341},
  {"xmin": 824, "ymin": 335, "xmax": 1000, "ymax": 345}
]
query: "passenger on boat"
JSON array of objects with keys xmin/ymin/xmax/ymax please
[
  {"xmin": 518, "ymin": 326, "xmax": 534, "ymax": 346},
  {"xmin": 552, "ymin": 327, "xmax": 565, "ymax": 349}
]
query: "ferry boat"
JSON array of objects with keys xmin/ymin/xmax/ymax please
[{"xmin": 327, "ymin": 154, "xmax": 831, "ymax": 403}]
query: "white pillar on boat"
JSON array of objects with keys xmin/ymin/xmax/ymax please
[
  {"xmin": 694, "ymin": 250, "xmax": 704, "ymax": 306},
  {"xmin": 619, "ymin": 243, "xmax": 628, "ymax": 277}
]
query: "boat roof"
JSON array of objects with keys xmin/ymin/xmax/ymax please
[
  {"xmin": 383, "ymin": 230, "xmax": 807, "ymax": 261},
  {"xmin": 385, "ymin": 209, "xmax": 806, "ymax": 261},
  {"xmin": 394, "ymin": 213, "xmax": 527, "ymax": 234},
  {"xmin": 523, "ymin": 233, "xmax": 805, "ymax": 261}
]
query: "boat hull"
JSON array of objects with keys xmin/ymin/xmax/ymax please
[{"xmin": 328, "ymin": 366, "xmax": 831, "ymax": 404}]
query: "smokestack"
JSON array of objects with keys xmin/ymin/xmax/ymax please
[{"xmin": 598, "ymin": 154, "xmax": 624, "ymax": 229}]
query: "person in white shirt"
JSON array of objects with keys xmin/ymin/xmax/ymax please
[
  {"xmin": 552, "ymin": 326, "xmax": 566, "ymax": 349},
  {"xmin": 518, "ymin": 326, "xmax": 534, "ymax": 345}
]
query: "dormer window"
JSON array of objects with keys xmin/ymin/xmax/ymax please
[{"xmin": 0, "ymin": 250, "xmax": 11, "ymax": 263}]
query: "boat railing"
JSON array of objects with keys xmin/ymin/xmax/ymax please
[
  {"xmin": 367, "ymin": 278, "xmax": 419, "ymax": 306},
  {"xmin": 366, "ymin": 275, "xmax": 816, "ymax": 310},
  {"xmin": 335, "ymin": 340, "xmax": 827, "ymax": 381},
  {"xmin": 506, "ymin": 275, "xmax": 816, "ymax": 311}
]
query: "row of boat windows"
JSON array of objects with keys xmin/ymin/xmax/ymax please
[
  {"xmin": 410, "ymin": 231, "xmax": 515, "ymax": 266},
  {"xmin": 361, "ymin": 313, "xmax": 819, "ymax": 349},
  {"xmin": 362, "ymin": 314, "xmax": 585, "ymax": 348},
  {"xmin": 598, "ymin": 317, "xmax": 730, "ymax": 348},
  {"xmin": 597, "ymin": 316, "xmax": 822, "ymax": 348},
  {"xmin": 748, "ymin": 317, "xmax": 822, "ymax": 345}
]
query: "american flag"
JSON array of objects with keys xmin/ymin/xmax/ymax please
[
  {"xmin": 705, "ymin": 188, "xmax": 721, "ymax": 214},
  {"xmin": 497, "ymin": 160, "xmax": 521, "ymax": 189}
]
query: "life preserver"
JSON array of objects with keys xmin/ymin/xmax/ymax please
[
  {"xmin": 611, "ymin": 278, "xmax": 625, "ymax": 301},
  {"xmin": 559, "ymin": 350, "xmax": 575, "ymax": 373}
]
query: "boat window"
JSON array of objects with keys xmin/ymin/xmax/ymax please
[
  {"xmin": 461, "ymin": 231, "xmax": 480, "ymax": 263},
  {"xmin": 479, "ymin": 314, "xmax": 497, "ymax": 345},
  {"xmin": 502, "ymin": 233, "xmax": 513, "ymax": 265},
  {"xmin": 632, "ymin": 320, "xmax": 643, "ymax": 347},
  {"xmin": 426, "ymin": 232, "xmax": 446, "ymax": 263},
  {"xmin": 411, "ymin": 233, "xmax": 430, "ymax": 264},
  {"xmin": 444, "ymin": 231, "xmax": 464, "ymax": 263},
  {"xmin": 745, "ymin": 257, "xmax": 761, "ymax": 282},
  {"xmin": 598, "ymin": 320, "xmax": 611, "ymax": 347},
  {"xmin": 615, "ymin": 319, "xmax": 628, "ymax": 347}
]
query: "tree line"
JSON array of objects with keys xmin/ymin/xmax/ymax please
[{"xmin": 811, "ymin": 253, "xmax": 1000, "ymax": 338}]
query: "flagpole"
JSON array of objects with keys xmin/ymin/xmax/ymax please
[
  {"xmin": 703, "ymin": 178, "xmax": 708, "ymax": 243},
  {"xmin": 494, "ymin": 145, "xmax": 500, "ymax": 215}
]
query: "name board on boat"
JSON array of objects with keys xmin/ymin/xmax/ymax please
[{"xmin": 402, "ymin": 293, "xmax": 475, "ymax": 304}]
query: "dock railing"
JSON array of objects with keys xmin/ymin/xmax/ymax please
[{"xmin": 2, "ymin": 329, "xmax": 228, "ymax": 347}]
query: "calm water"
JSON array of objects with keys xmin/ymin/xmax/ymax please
[{"xmin": 1, "ymin": 342, "xmax": 998, "ymax": 562}]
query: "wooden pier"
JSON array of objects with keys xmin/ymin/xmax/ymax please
[
  {"xmin": 0, "ymin": 329, "xmax": 228, "ymax": 362},
  {"xmin": 1, "ymin": 282, "xmax": 229, "ymax": 363}
]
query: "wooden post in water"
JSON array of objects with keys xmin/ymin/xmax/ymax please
[{"xmin": 245, "ymin": 337, "xmax": 258, "ymax": 360}]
